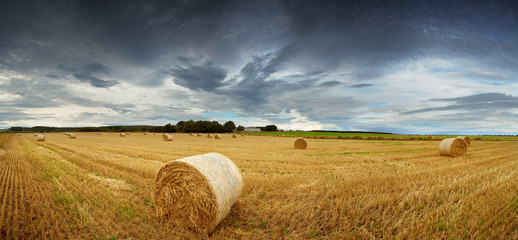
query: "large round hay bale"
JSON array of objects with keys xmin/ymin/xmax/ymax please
[
  {"xmin": 456, "ymin": 136, "xmax": 470, "ymax": 147},
  {"xmin": 294, "ymin": 138, "xmax": 307, "ymax": 149},
  {"xmin": 69, "ymin": 133, "xmax": 76, "ymax": 139},
  {"xmin": 164, "ymin": 134, "xmax": 173, "ymax": 141},
  {"xmin": 189, "ymin": 133, "xmax": 193, "ymax": 136},
  {"xmin": 37, "ymin": 134, "xmax": 45, "ymax": 141},
  {"xmin": 214, "ymin": 134, "xmax": 221, "ymax": 139},
  {"xmin": 240, "ymin": 134, "xmax": 244, "ymax": 137},
  {"xmin": 153, "ymin": 153, "xmax": 243, "ymax": 233},
  {"xmin": 439, "ymin": 138, "xmax": 467, "ymax": 157},
  {"xmin": 232, "ymin": 134, "xmax": 236, "ymax": 138},
  {"xmin": 197, "ymin": 133, "xmax": 202, "ymax": 137},
  {"xmin": 17, "ymin": 133, "xmax": 21, "ymax": 136},
  {"xmin": 428, "ymin": 135, "xmax": 434, "ymax": 141},
  {"xmin": 207, "ymin": 134, "xmax": 213, "ymax": 138},
  {"xmin": 34, "ymin": 133, "xmax": 38, "ymax": 136},
  {"xmin": 120, "ymin": 132, "xmax": 126, "ymax": 137}
]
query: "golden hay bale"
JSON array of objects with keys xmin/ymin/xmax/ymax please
[
  {"xmin": 17, "ymin": 133, "xmax": 21, "ymax": 136},
  {"xmin": 232, "ymin": 134, "xmax": 236, "ymax": 138},
  {"xmin": 69, "ymin": 133, "xmax": 76, "ymax": 139},
  {"xmin": 207, "ymin": 134, "xmax": 213, "ymax": 138},
  {"xmin": 120, "ymin": 132, "xmax": 126, "ymax": 137},
  {"xmin": 294, "ymin": 138, "xmax": 307, "ymax": 149},
  {"xmin": 189, "ymin": 133, "xmax": 193, "ymax": 136},
  {"xmin": 37, "ymin": 134, "xmax": 45, "ymax": 141},
  {"xmin": 163, "ymin": 134, "xmax": 173, "ymax": 141},
  {"xmin": 428, "ymin": 135, "xmax": 434, "ymax": 141},
  {"xmin": 34, "ymin": 133, "xmax": 38, "ymax": 136},
  {"xmin": 144, "ymin": 132, "xmax": 148, "ymax": 135},
  {"xmin": 197, "ymin": 133, "xmax": 202, "ymax": 137},
  {"xmin": 153, "ymin": 153, "xmax": 243, "ymax": 233},
  {"xmin": 240, "ymin": 134, "xmax": 244, "ymax": 137},
  {"xmin": 214, "ymin": 134, "xmax": 221, "ymax": 139},
  {"xmin": 439, "ymin": 138, "xmax": 467, "ymax": 157},
  {"xmin": 456, "ymin": 136, "xmax": 471, "ymax": 147}
]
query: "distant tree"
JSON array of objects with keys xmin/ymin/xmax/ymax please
[
  {"xmin": 176, "ymin": 121, "xmax": 185, "ymax": 132},
  {"xmin": 163, "ymin": 123, "xmax": 175, "ymax": 133},
  {"xmin": 264, "ymin": 125, "xmax": 278, "ymax": 132},
  {"xmin": 9, "ymin": 126, "xmax": 23, "ymax": 132},
  {"xmin": 223, "ymin": 121, "xmax": 236, "ymax": 133},
  {"xmin": 236, "ymin": 125, "xmax": 245, "ymax": 132}
]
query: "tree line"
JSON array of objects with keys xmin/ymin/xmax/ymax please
[{"xmin": 7, "ymin": 121, "xmax": 278, "ymax": 133}]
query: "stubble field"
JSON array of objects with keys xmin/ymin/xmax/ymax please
[{"xmin": 0, "ymin": 133, "xmax": 517, "ymax": 239}]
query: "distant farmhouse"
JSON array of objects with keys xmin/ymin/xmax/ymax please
[{"xmin": 243, "ymin": 127, "xmax": 262, "ymax": 132}]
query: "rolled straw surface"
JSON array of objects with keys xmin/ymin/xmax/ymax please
[
  {"xmin": 214, "ymin": 134, "xmax": 221, "ymax": 139},
  {"xmin": 153, "ymin": 153, "xmax": 243, "ymax": 233},
  {"xmin": 439, "ymin": 138, "xmax": 467, "ymax": 157},
  {"xmin": 428, "ymin": 135, "xmax": 434, "ymax": 141},
  {"xmin": 37, "ymin": 134, "xmax": 45, "ymax": 141},
  {"xmin": 164, "ymin": 134, "xmax": 173, "ymax": 141},
  {"xmin": 294, "ymin": 138, "xmax": 307, "ymax": 149},
  {"xmin": 69, "ymin": 133, "xmax": 76, "ymax": 139},
  {"xmin": 120, "ymin": 132, "xmax": 126, "ymax": 137},
  {"xmin": 456, "ymin": 136, "xmax": 471, "ymax": 147}
]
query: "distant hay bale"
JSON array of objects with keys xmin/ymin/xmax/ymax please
[
  {"xmin": 232, "ymin": 134, "xmax": 236, "ymax": 138},
  {"xmin": 189, "ymin": 133, "xmax": 193, "ymax": 136},
  {"xmin": 69, "ymin": 133, "xmax": 76, "ymax": 139},
  {"xmin": 120, "ymin": 132, "xmax": 126, "ymax": 137},
  {"xmin": 144, "ymin": 132, "xmax": 148, "ymax": 135},
  {"xmin": 294, "ymin": 138, "xmax": 307, "ymax": 149},
  {"xmin": 153, "ymin": 153, "xmax": 243, "ymax": 233},
  {"xmin": 456, "ymin": 136, "xmax": 471, "ymax": 147},
  {"xmin": 439, "ymin": 138, "xmax": 467, "ymax": 157},
  {"xmin": 37, "ymin": 134, "xmax": 45, "ymax": 141},
  {"xmin": 214, "ymin": 134, "xmax": 221, "ymax": 139},
  {"xmin": 240, "ymin": 134, "xmax": 244, "ymax": 137},
  {"xmin": 34, "ymin": 133, "xmax": 38, "ymax": 136},
  {"xmin": 164, "ymin": 134, "xmax": 173, "ymax": 141},
  {"xmin": 17, "ymin": 133, "xmax": 21, "ymax": 136},
  {"xmin": 428, "ymin": 135, "xmax": 434, "ymax": 141},
  {"xmin": 197, "ymin": 133, "xmax": 202, "ymax": 137},
  {"xmin": 207, "ymin": 134, "xmax": 213, "ymax": 138}
]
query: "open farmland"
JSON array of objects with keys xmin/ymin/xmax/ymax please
[{"xmin": 0, "ymin": 133, "xmax": 517, "ymax": 239}]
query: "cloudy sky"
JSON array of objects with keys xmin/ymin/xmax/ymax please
[{"xmin": 1, "ymin": 0, "xmax": 517, "ymax": 134}]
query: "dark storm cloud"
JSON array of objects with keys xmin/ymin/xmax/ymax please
[
  {"xmin": 403, "ymin": 93, "xmax": 518, "ymax": 115},
  {"xmin": 83, "ymin": 63, "xmax": 111, "ymax": 76},
  {"xmin": 351, "ymin": 84, "xmax": 374, "ymax": 88},
  {"xmin": 73, "ymin": 72, "xmax": 120, "ymax": 88},
  {"xmin": 170, "ymin": 60, "xmax": 228, "ymax": 91}
]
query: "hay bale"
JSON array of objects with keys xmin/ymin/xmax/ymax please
[
  {"xmin": 189, "ymin": 133, "xmax": 193, "ymax": 136},
  {"xmin": 37, "ymin": 134, "xmax": 45, "ymax": 141},
  {"xmin": 144, "ymin": 132, "xmax": 148, "ymax": 135},
  {"xmin": 240, "ymin": 134, "xmax": 244, "ymax": 137},
  {"xmin": 164, "ymin": 134, "xmax": 173, "ymax": 141},
  {"xmin": 456, "ymin": 136, "xmax": 471, "ymax": 147},
  {"xmin": 207, "ymin": 134, "xmax": 213, "ymax": 138},
  {"xmin": 294, "ymin": 138, "xmax": 307, "ymax": 149},
  {"xmin": 428, "ymin": 135, "xmax": 434, "ymax": 141},
  {"xmin": 214, "ymin": 134, "xmax": 221, "ymax": 139},
  {"xmin": 153, "ymin": 152, "xmax": 243, "ymax": 233},
  {"xmin": 439, "ymin": 138, "xmax": 467, "ymax": 157},
  {"xmin": 69, "ymin": 133, "xmax": 76, "ymax": 139},
  {"xmin": 232, "ymin": 134, "xmax": 236, "ymax": 138},
  {"xmin": 17, "ymin": 133, "xmax": 21, "ymax": 136},
  {"xmin": 34, "ymin": 133, "xmax": 38, "ymax": 136},
  {"xmin": 120, "ymin": 132, "xmax": 126, "ymax": 137}
]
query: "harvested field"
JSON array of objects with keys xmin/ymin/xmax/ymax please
[{"xmin": 0, "ymin": 133, "xmax": 517, "ymax": 239}]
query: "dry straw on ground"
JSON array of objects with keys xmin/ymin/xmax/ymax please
[
  {"xmin": 294, "ymin": 138, "xmax": 307, "ymax": 149},
  {"xmin": 214, "ymin": 134, "xmax": 221, "ymax": 139},
  {"xmin": 120, "ymin": 133, "xmax": 126, "ymax": 137},
  {"xmin": 439, "ymin": 138, "xmax": 467, "ymax": 157},
  {"xmin": 163, "ymin": 134, "xmax": 173, "ymax": 141},
  {"xmin": 456, "ymin": 136, "xmax": 471, "ymax": 147},
  {"xmin": 428, "ymin": 136, "xmax": 434, "ymax": 141},
  {"xmin": 37, "ymin": 134, "xmax": 45, "ymax": 141},
  {"xmin": 153, "ymin": 152, "xmax": 243, "ymax": 233}
]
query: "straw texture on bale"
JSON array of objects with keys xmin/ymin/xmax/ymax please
[
  {"xmin": 294, "ymin": 138, "xmax": 307, "ymax": 149},
  {"xmin": 69, "ymin": 133, "xmax": 76, "ymax": 139},
  {"xmin": 214, "ymin": 134, "xmax": 221, "ymax": 139},
  {"xmin": 207, "ymin": 134, "xmax": 213, "ymax": 138},
  {"xmin": 37, "ymin": 134, "xmax": 45, "ymax": 141},
  {"xmin": 439, "ymin": 138, "xmax": 467, "ymax": 157},
  {"xmin": 189, "ymin": 133, "xmax": 193, "ymax": 136},
  {"xmin": 163, "ymin": 134, "xmax": 173, "ymax": 141},
  {"xmin": 232, "ymin": 134, "xmax": 236, "ymax": 138},
  {"xmin": 120, "ymin": 132, "xmax": 126, "ymax": 137},
  {"xmin": 34, "ymin": 133, "xmax": 38, "ymax": 136},
  {"xmin": 240, "ymin": 134, "xmax": 244, "ymax": 137},
  {"xmin": 456, "ymin": 136, "xmax": 471, "ymax": 147},
  {"xmin": 428, "ymin": 136, "xmax": 434, "ymax": 141},
  {"xmin": 197, "ymin": 133, "xmax": 202, "ymax": 137},
  {"xmin": 17, "ymin": 133, "xmax": 21, "ymax": 136},
  {"xmin": 153, "ymin": 153, "xmax": 243, "ymax": 233}
]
